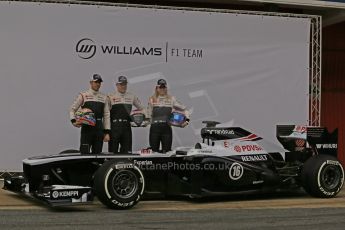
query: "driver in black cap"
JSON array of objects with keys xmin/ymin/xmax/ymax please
[
  {"xmin": 107, "ymin": 76, "xmax": 144, "ymax": 154},
  {"xmin": 147, "ymin": 79, "xmax": 190, "ymax": 153},
  {"xmin": 69, "ymin": 74, "xmax": 110, "ymax": 154}
]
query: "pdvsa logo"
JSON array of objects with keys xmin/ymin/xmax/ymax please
[{"xmin": 76, "ymin": 38, "xmax": 96, "ymax": 59}]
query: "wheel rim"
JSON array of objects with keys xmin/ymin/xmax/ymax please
[
  {"xmin": 111, "ymin": 170, "xmax": 138, "ymax": 199},
  {"xmin": 320, "ymin": 165, "xmax": 342, "ymax": 190}
]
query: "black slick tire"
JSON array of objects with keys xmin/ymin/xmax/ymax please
[
  {"xmin": 93, "ymin": 160, "xmax": 145, "ymax": 209},
  {"xmin": 301, "ymin": 154, "xmax": 344, "ymax": 198}
]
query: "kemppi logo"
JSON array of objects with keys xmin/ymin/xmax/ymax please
[{"xmin": 76, "ymin": 38, "xmax": 96, "ymax": 59}]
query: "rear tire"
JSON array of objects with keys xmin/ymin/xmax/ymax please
[
  {"xmin": 301, "ymin": 154, "xmax": 344, "ymax": 198},
  {"xmin": 93, "ymin": 160, "xmax": 144, "ymax": 209}
]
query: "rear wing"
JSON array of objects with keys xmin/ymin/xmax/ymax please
[{"xmin": 276, "ymin": 125, "xmax": 338, "ymax": 157}]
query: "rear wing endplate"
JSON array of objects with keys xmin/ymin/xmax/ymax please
[{"xmin": 276, "ymin": 125, "xmax": 338, "ymax": 157}]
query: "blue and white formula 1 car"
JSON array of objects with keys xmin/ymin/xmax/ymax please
[{"xmin": 3, "ymin": 121, "xmax": 344, "ymax": 209}]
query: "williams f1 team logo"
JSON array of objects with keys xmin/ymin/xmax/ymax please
[{"xmin": 76, "ymin": 38, "xmax": 96, "ymax": 59}]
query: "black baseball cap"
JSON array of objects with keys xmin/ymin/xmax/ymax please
[
  {"xmin": 116, "ymin": 76, "xmax": 128, "ymax": 84},
  {"xmin": 90, "ymin": 74, "xmax": 103, "ymax": 82},
  {"xmin": 157, "ymin": 79, "xmax": 167, "ymax": 87}
]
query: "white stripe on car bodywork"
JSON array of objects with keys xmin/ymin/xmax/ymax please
[
  {"xmin": 23, "ymin": 136, "xmax": 287, "ymax": 166},
  {"xmin": 51, "ymin": 185, "xmax": 91, "ymax": 190},
  {"xmin": 22, "ymin": 153, "xmax": 175, "ymax": 166}
]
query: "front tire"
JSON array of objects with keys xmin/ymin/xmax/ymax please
[
  {"xmin": 93, "ymin": 160, "xmax": 145, "ymax": 209},
  {"xmin": 301, "ymin": 154, "xmax": 344, "ymax": 198}
]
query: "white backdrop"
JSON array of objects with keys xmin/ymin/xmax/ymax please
[{"xmin": 0, "ymin": 1, "xmax": 310, "ymax": 170}]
